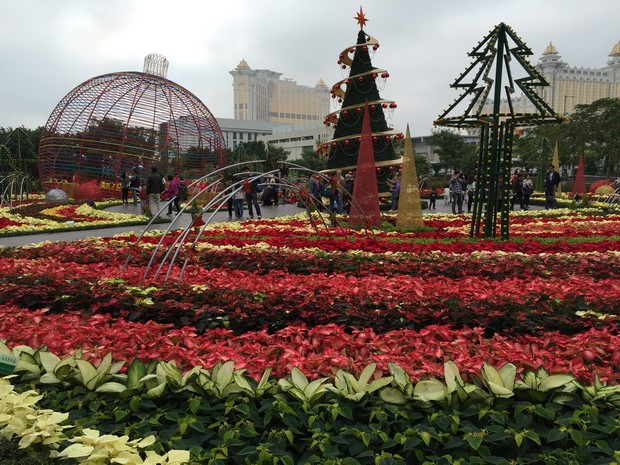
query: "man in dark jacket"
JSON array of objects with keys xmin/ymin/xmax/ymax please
[
  {"xmin": 544, "ymin": 164, "xmax": 561, "ymax": 209},
  {"xmin": 146, "ymin": 166, "xmax": 163, "ymax": 217}
]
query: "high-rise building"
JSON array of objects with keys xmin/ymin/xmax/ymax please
[
  {"xmin": 230, "ymin": 60, "xmax": 330, "ymax": 124},
  {"xmin": 482, "ymin": 40, "xmax": 620, "ymax": 115},
  {"xmin": 536, "ymin": 40, "xmax": 620, "ymax": 114}
]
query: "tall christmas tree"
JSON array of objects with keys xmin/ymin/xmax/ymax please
[{"xmin": 317, "ymin": 7, "xmax": 402, "ymax": 191}]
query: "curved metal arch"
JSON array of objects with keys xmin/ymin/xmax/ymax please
[
  {"xmin": 123, "ymin": 161, "xmax": 378, "ymax": 283},
  {"xmin": 122, "ymin": 160, "xmax": 268, "ymax": 274}
]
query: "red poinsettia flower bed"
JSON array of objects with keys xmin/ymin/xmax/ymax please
[{"xmin": 1, "ymin": 211, "xmax": 619, "ymax": 384}]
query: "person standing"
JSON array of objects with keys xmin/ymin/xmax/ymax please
[
  {"xmin": 119, "ymin": 172, "xmax": 129, "ymax": 205},
  {"xmin": 146, "ymin": 166, "xmax": 163, "ymax": 217},
  {"xmin": 243, "ymin": 175, "xmax": 262, "ymax": 219},
  {"xmin": 448, "ymin": 171, "xmax": 464, "ymax": 214},
  {"xmin": 466, "ymin": 175, "xmax": 476, "ymax": 213},
  {"xmin": 522, "ymin": 173, "xmax": 533, "ymax": 210},
  {"xmin": 510, "ymin": 170, "xmax": 524, "ymax": 211},
  {"xmin": 129, "ymin": 169, "xmax": 140, "ymax": 205},
  {"xmin": 233, "ymin": 186, "xmax": 245, "ymax": 220},
  {"xmin": 544, "ymin": 164, "xmax": 561, "ymax": 209},
  {"xmin": 389, "ymin": 174, "xmax": 401, "ymax": 212},
  {"xmin": 329, "ymin": 170, "xmax": 345, "ymax": 214},
  {"xmin": 429, "ymin": 188, "xmax": 438, "ymax": 210},
  {"xmin": 163, "ymin": 175, "xmax": 181, "ymax": 215}
]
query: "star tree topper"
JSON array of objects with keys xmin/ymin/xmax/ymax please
[{"xmin": 354, "ymin": 6, "xmax": 368, "ymax": 29}]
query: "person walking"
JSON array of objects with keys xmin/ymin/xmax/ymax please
[
  {"xmin": 448, "ymin": 171, "xmax": 464, "ymax": 214},
  {"xmin": 163, "ymin": 175, "xmax": 181, "ymax": 215},
  {"xmin": 544, "ymin": 164, "xmax": 561, "ymax": 209},
  {"xmin": 145, "ymin": 166, "xmax": 163, "ymax": 217}
]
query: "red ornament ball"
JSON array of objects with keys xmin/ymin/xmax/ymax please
[{"xmin": 344, "ymin": 139, "xmax": 350, "ymax": 145}]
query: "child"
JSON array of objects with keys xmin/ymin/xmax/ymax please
[
  {"xmin": 429, "ymin": 188, "xmax": 438, "ymax": 210},
  {"xmin": 139, "ymin": 181, "xmax": 148, "ymax": 215},
  {"xmin": 234, "ymin": 188, "xmax": 245, "ymax": 220},
  {"xmin": 444, "ymin": 186, "xmax": 451, "ymax": 205}
]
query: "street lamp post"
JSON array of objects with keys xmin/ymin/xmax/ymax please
[{"xmin": 563, "ymin": 95, "xmax": 575, "ymax": 115}]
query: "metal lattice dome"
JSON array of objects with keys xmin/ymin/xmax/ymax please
[{"xmin": 39, "ymin": 70, "xmax": 226, "ymax": 197}]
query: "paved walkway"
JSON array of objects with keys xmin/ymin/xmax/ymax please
[{"xmin": 0, "ymin": 199, "xmax": 539, "ymax": 248}]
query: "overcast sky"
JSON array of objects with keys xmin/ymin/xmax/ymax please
[{"xmin": 1, "ymin": 0, "xmax": 618, "ymax": 137}]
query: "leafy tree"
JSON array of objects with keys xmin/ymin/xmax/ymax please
[
  {"xmin": 229, "ymin": 141, "xmax": 289, "ymax": 172},
  {"xmin": 294, "ymin": 149, "xmax": 327, "ymax": 173},
  {"xmin": 430, "ymin": 129, "xmax": 477, "ymax": 174},
  {"xmin": 392, "ymin": 139, "xmax": 432, "ymax": 177},
  {"xmin": 514, "ymin": 98, "xmax": 620, "ymax": 176},
  {"xmin": 567, "ymin": 98, "xmax": 620, "ymax": 177}
]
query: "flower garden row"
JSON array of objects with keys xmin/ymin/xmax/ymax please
[
  {"xmin": 0, "ymin": 201, "xmax": 149, "ymax": 236},
  {"xmin": 1, "ymin": 209, "xmax": 620, "ymax": 463}
]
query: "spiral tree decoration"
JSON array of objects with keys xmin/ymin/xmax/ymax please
[{"xmin": 318, "ymin": 7, "xmax": 402, "ymax": 193}]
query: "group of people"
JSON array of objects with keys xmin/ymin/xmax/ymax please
[
  {"xmin": 443, "ymin": 164, "xmax": 562, "ymax": 214},
  {"xmin": 511, "ymin": 164, "xmax": 561, "ymax": 211},
  {"xmin": 228, "ymin": 174, "xmax": 263, "ymax": 220},
  {"xmin": 447, "ymin": 171, "xmax": 476, "ymax": 214},
  {"xmin": 224, "ymin": 173, "xmax": 294, "ymax": 221},
  {"xmin": 308, "ymin": 170, "xmax": 355, "ymax": 214},
  {"xmin": 119, "ymin": 166, "xmax": 187, "ymax": 217}
]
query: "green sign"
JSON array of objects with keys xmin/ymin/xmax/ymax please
[{"xmin": 0, "ymin": 354, "xmax": 19, "ymax": 375}]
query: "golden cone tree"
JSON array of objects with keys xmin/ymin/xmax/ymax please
[{"xmin": 396, "ymin": 124, "xmax": 424, "ymax": 229}]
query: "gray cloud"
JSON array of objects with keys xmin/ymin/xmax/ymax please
[{"xmin": 1, "ymin": 0, "xmax": 618, "ymax": 136}]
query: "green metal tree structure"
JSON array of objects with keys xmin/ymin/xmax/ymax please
[
  {"xmin": 532, "ymin": 137, "xmax": 554, "ymax": 192},
  {"xmin": 435, "ymin": 23, "xmax": 562, "ymax": 239},
  {"xmin": 0, "ymin": 128, "xmax": 38, "ymax": 178},
  {"xmin": 317, "ymin": 8, "xmax": 402, "ymax": 192}
]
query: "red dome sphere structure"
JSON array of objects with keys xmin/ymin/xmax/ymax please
[{"xmin": 38, "ymin": 71, "xmax": 225, "ymax": 197}]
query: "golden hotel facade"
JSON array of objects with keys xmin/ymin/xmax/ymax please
[{"xmin": 230, "ymin": 59, "xmax": 331, "ymax": 125}]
